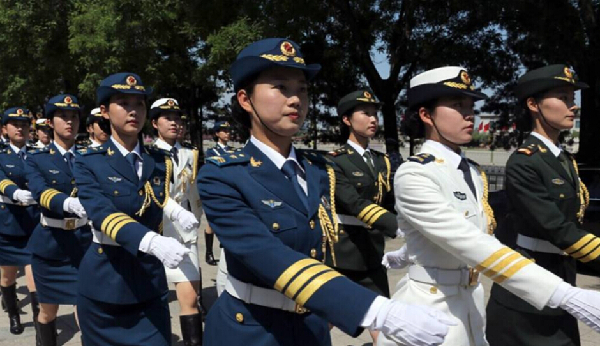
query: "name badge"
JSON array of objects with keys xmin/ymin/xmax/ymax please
[
  {"xmin": 453, "ymin": 191, "xmax": 467, "ymax": 200},
  {"xmin": 552, "ymin": 178, "xmax": 565, "ymax": 185},
  {"xmin": 352, "ymin": 171, "xmax": 364, "ymax": 177}
]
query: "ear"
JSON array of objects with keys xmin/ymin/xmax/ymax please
[
  {"xmin": 48, "ymin": 119, "xmax": 55, "ymax": 130},
  {"xmin": 526, "ymin": 97, "xmax": 539, "ymax": 113},
  {"xmin": 418, "ymin": 106, "xmax": 434, "ymax": 127},
  {"xmin": 151, "ymin": 119, "xmax": 158, "ymax": 130},
  {"xmin": 100, "ymin": 104, "xmax": 109, "ymax": 120},
  {"xmin": 237, "ymin": 89, "xmax": 254, "ymax": 114},
  {"xmin": 342, "ymin": 114, "xmax": 352, "ymax": 127}
]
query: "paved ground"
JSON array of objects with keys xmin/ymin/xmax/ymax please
[{"xmin": 1, "ymin": 221, "xmax": 599, "ymax": 345}]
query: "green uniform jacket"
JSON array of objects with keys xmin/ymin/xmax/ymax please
[{"xmin": 326, "ymin": 144, "xmax": 397, "ymax": 271}]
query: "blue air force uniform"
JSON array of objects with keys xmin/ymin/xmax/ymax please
[
  {"xmin": 198, "ymin": 138, "xmax": 378, "ymax": 346},
  {"xmin": 206, "ymin": 121, "xmax": 233, "ymax": 157}
]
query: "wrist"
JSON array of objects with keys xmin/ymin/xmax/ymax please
[
  {"xmin": 547, "ymin": 281, "xmax": 571, "ymax": 308},
  {"xmin": 138, "ymin": 231, "xmax": 159, "ymax": 253}
]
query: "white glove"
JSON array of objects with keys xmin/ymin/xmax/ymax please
[
  {"xmin": 63, "ymin": 197, "xmax": 87, "ymax": 218},
  {"xmin": 382, "ymin": 244, "xmax": 412, "ymax": 270},
  {"xmin": 12, "ymin": 189, "xmax": 35, "ymax": 205},
  {"xmin": 163, "ymin": 198, "xmax": 199, "ymax": 231},
  {"xmin": 374, "ymin": 300, "xmax": 455, "ymax": 346},
  {"xmin": 549, "ymin": 281, "xmax": 600, "ymax": 332},
  {"xmin": 139, "ymin": 232, "xmax": 190, "ymax": 268}
]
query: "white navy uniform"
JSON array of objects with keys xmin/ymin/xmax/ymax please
[
  {"xmin": 378, "ymin": 140, "xmax": 564, "ymax": 346},
  {"xmin": 153, "ymin": 138, "xmax": 202, "ymax": 282}
]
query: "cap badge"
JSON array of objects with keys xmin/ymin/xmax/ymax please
[
  {"xmin": 126, "ymin": 76, "xmax": 138, "ymax": 86},
  {"xmin": 364, "ymin": 91, "xmax": 372, "ymax": 100},
  {"xmin": 167, "ymin": 99, "xmax": 175, "ymax": 107},
  {"xmin": 16, "ymin": 109, "xmax": 23, "ymax": 115},
  {"xmin": 564, "ymin": 67, "xmax": 574, "ymax": 79},
  {"xmin": 460, "ymin": 71, "xmax": 471, "ymax": 85},
  {"xmin": 64, "ymin": 96, "xmax": 72, "ymax": 104},
  {"xmin": 280, "ymin": 41, "xmax": 296, "ymax": 57}
]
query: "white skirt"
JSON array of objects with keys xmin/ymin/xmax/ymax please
[{"xmin": 164, "ymin": 241, "xmax": 200, "ymax": 283}]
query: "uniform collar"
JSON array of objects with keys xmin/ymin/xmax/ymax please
[
  {"xmin": 346, "ymin": 139, "xmax": 371, "ymax": 156},
  {"xmin": 424, "ymin": 139, "xmax": 465, "ymax": 169},
  {"xmin": 9, "ymin": 143, "xmax": 26, "ymax": 156},
  {"xmin": 217, "ymin": 142, "xmax": 228, "ymax": 150},
  {"xmin": 52, "ymin": 141, "xmax": 75, "ymax": 156},
  {"xmin": 153, "ymin": 138, "xmax": 181, "ymax": 151},
  {"xmin": 110, "ymin": 136, "xmax": 142, "ymax": 159},
  {"xmin": 89, "ymin": 139, "xmax": 101, "ymax": 147},
  {"xmin": 531, "ymin": 131, "xmax": 561, "ymax": 157},
  {"xmin": 249, "ymin": 135, "xmax": 304, "ymax": 173}
]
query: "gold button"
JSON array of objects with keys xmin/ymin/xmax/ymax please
[
  {"xmin": 1, "ymin": 205, "xmax": 4, "ymax": 209},
  {"xmin": 430, "ymin": 286, "xmax": 438, "ymax": 294},
  {"xmin": 71, "ymin": 179, "xmax": 75, "ymax": 185},
  {"xmin": 114, "ymin": 190, "xmax": 119, "ymax": 195},
  {"xmin": 309, "ymin": 220, "xmax": 315, "ymax": 229},
  {"xmin": 139, "ymin": 190, "xmax": 143, "ymax": 196},
  {"xmin": 272, "ymin": 222, "xmax": 280, "ymax": 231},
  {"xmin": 560, "ymin": 193, "xmax": 565, "ymax": 198},
  {"xmin": 340, "ymin": 230, "xmax": 345, "ymax": 235},
  {"xmin": 310, "ymin": 249, "xmax": 317, "ymax": 258},
  {"xmin": 464, "ymin": 211, "xmax": 469, "ymax": 216},
  {"xmin": 52, "ymin": 180, "xmax": 57, "ymax": 184},
  {"xmin": 97, "ymin": 247, "xmax": 104, "ymax": 254},
  {"xmin": 159, "ymin": 192, "xmax": 164, "ymax": 197},
  {"xmin": 235, "ymin": 313, "xmax": 244, "ymax": 323}
]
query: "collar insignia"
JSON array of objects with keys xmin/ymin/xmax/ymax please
[
  {"xmin": 250, "ymin": 157, "xmax": 262, "ymax": 167},
  {"xmin": 107, "ymin": 148, "xmax": 114, "ymax": 156},
  {"xmin": 262, "ymin": 199, "xmax": 282, "ymax": 208}
]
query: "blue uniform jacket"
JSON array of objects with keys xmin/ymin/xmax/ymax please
[
  {"xmin": 73, "ymin": 140, "xmax": 171, "ymax": 304},
  {"xmin": 205, "ymin": 144, "xmax": 231, "ymax": 158},
  {"xmin": 0, "ymin": 146, "xmax": 40, "ymax": 236},
  {"xmin": 198, "ymin": 142, "xmax": 377, "ymax": 338},
  {"xmin": 25, "ymin": 143, "xmax": 92, "ymax": 260}
]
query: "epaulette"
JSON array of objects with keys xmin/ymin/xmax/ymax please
[
  {"xmin": 516, "ymin": 143, "xmax": 539, "ymax": 156},
  {"xmin": 299, "ymin": 149, "xmax": 328, "ymax": 164},
  {"xmin": 80, "ymin": 145, "xmax": 107, "ymax": 155},
  {"xmin": 145, "ymin": 144, "xmax": 170, "ymax": 156},
  {"xmin": 181, "ymin": 142, "xmax": 197, "ymax": 150},
  {"xmin": 206, "ymin": 152, "xmax": 250, "ymax": 166},
  {"xmin": 407, "ymin": 153, "xmax": 436, "ymax": 164},
  {"xmin": 29, "ymin": 147, "xmax": 50, "ymax": 156},
  {"xmin": 328, "ymin": 147, "xmax": 347, "ymax": 157}
]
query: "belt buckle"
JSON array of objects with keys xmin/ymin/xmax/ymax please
[
  {"xmin": 65, "ymin": 219, "xmax": 76, "ymax": 231},
  {"xmin": 468, "ymin": 268, "xmax": 479, "ymax": 286},
  {"xmin": 294, "ymin": 304, "xmax": 309, "ymax": 314}
]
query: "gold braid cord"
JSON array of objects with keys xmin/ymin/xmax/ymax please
[
  {"xmin": 319, "ymin": 164, "xmax": 339, "ymax": 266},
  {"xmin": 572, "ymin": 158, "xmax": 590, "ymax": 223},
  {"xmin": 374, "ymin": 156, "xmax": 392, "ymax": 205},
  {"xmin": 478, "ymin": 168, "xmax": 497, "ymax": 235},
  {"xmin": 136, "ymin": 156, "xmax": 172, "ymax": 216}
]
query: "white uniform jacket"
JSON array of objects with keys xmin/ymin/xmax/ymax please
[
  {"xmin": 378, "ymin": 141, "xmax": 563, "ymax": 346},
  {"xmin": 154, "ymin": 139, "xmax": 203, "ymax": 243}
]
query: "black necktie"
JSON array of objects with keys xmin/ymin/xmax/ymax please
[
  {"xmin": 126, "ymin": 153, "xmax": 138, "ymax": 179},
  {"xmin": 458, "ymin": 158, "xmax": 477, "ymax": 200},
  {"xmin": 363, "ymin": 151, "xmax": 376, "ymax": 175},
  {"xmin": 64, "ymin": 152, "xmax": 73, "ymax": 171},
  {"xmin": 170, "ymin": 147, "xmax": 179, "ymax": 166},
  {"xmin": 18, "ymin": 150, "xmax": 25, "ymax": 161},
  {"xmin": 281, "ymin": 160, "xmax": 308, "ymax": 210},
  {"xmin": 558, "ymin": 151, "xmax": 573, "ymax": 182}
]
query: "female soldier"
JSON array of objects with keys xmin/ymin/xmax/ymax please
[
  {"xmin": 25, "ymin": 94, "xmax": 92, "ymax": 345},
  {"xmin": 34, "ymin": 119, "xmax": 52, "ymax": 149},
  {"xmin": 198, "ymin": 38, "xmax": 455, "ymax": 346},
  {"xmin": 151, "ymin": 97, "xmax": 204, "ymax": 346},
  {"xmin": 328, "ymin": 89, "xmax": 398, "ymax": 343},
  {"xmin": 378, "ymin": 66, "xmax": 600, "ymax": 346},
  {"xmin": 86, "ymin": 108, "xmax": 109, "ymax": 147},
  {"xmin": 486, "ymin": 64, "xmax": 593, "ymax": 346},
  {"xmin": 0, "ymin": 107, "xmax": 39, "ymax": 335},
  {"xmin": 73, "ymin": 72, "xmax": 199, "ymax": 346}
]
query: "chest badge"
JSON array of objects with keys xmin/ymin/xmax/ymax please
[
  {"xmin": 5, "ymin": 165, "xmax": 14, "ymax": 168},
  {"xmin": 453, "ymin": 191, "xmax": 467, "ymax": 200},
  {"xmin": 108, "ymin": 177, "xmax": 122, "ymax": 183},
  {"xmin": 352, "ymin": 171, "xmax": 364, "ymax": 177},
  {"xmin": 552, "ymin": 178, "xmax": 565, "ymax": 185},
  {"xmin": 262, "ymin": 199, "xmax": 282, "ymax": 208},
  {"xmin": 49, "ymin": 170, "xmax": 59, "ymax": 174}
]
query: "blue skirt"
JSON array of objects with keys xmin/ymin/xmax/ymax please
[
  {"xmin": 31, "ymin": 254, "xmax": 79, "ymax": 304},
  {"xmin": 0, "ymin": 233, "xmax": 31, "ymax": 266},
  {"xmin": 78, "ymin": 292, "xmax": 171, "ymax": 346}
]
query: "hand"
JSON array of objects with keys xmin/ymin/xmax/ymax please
[
  {"xmin": 382, "ymin": 245, "xmax": 412, "ymax": 270},
  {"xmin": 174, "ymin": 208, "xmax": 200, "ymax": 232},
  {"xmin": 63, "ymin": 197, "xmax": 87, "ymax": 218},
  {"xmin": 146, "ymin": 234, "xmax": 190, "ymax": 269},
  {"xmin": 558, "ymin": 283, "xmax": 600, "ymax": 332},
  {"xmin": 377, "ymin": 301, "xmax": 455, "ymax": 346},
  {"xmin": 12, "ymin": 189, "xmax": 34, "ymax": 205}
]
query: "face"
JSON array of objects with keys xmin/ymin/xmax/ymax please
[
  {"xmin": 102, "ymin": 94, "xmax": 147, "ymax": 138},
  {"xmin": 51, "ymin": 109, "xmax": 79, "ymax": 141},
  {"xmin": 420, "ymin": 95, "xmax": 475, "ymax": 146},
  {"xmin": 216, "ymin": 129, "xmax": 230, "ymax": 143},
  {"xmin": 37, "ymin": 128, "xmax": 51, "ymax": 144},
  {"xmin": 92, "ymin": 122, "xmax": 109, "ymax": 142},
  {"xmin": 239, "ymin": 67, "xmax": 308, "ymax": 138},
  {"xmin": 528, "ymin": 86, "xmax": 577, "ymax": 130},
  {"xmin": 343, "ymin": 104, "xmax": 379, "ymax": 139},
  {"xmin": 152, "ymin": 112, "xmax": 182, "ymax": 141},
  {"xmin": 3, "ymin": 120, "xmax": 30, "ymax": 145}
]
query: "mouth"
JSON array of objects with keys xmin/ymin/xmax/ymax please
[
  {"xmin": 126, "ymin": 120, "xmax": 139, "ymax": 125},
  {"xmin": 286, "ymin": 112, "xmax": 300, "ymax": 120}
]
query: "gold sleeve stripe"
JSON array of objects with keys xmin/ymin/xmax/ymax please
[
  {"xmin": 494, "ymin": 258, "xmax": 534, "ymax": 284},
  {"xmin": 357, "ymin": 204, "xmax": 378, "ymax": 220},
  {"xmin": 284, "ymin": 265, "xmax": 331, "ymax": 299},
  {"xmin": 108, "ymin": 219, "xmax": 136, "ymax": 240},
  {"xmin": 40, "ymin": 189, "xmax": 61, "ymax": 209},
  {"xmin": 296, "ymin": 270, "xmax": 343, "ymax": 306},
  {"xmin": 564, "ymin": 234, "xmax": 596, "ymax": 254},
  {"xmin": 0, "ymin": 179, "xmax": 16, "ymax": 194},
  {"xmin": 365, "ymin": 209, "xmax": 388, "ymax": 226},
  {"xmin": 360, "ymin": 205, "xmax": 385, "ymax": 223},
  {"xmin": 571, "ymin": 237, "xmax": 600, "ymax": 260},
  {"xmin": 274, "ymin": 258, "xmax": 321, "ymax": 292},
  {"xmin": 105, "ymin": 215, "xmax": 131, "ymax": 238},
  {"xmin": 480, "ymin": 252, "xmax": 521, "ymax": 276},
  {"xmin": 475, "ymin": 247, "xmax": 513, "ymax": 271},
  {"xmin": 579, "ymin": 243, "xmax": 600, "ymax": 263}
]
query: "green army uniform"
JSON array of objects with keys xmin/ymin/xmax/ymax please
[
  {"xmin": 326, "ymin": 90, "xmax": 397, "ymax": 297},
  {"xmin": 486, "ymin": 64, "xmax": 591, "ymax": 346}
]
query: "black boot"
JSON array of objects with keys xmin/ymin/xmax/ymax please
[
  {"xmin": 180, "ymin": 313, "xmax": 202, "ymax": 346},
  {"xmin": 30, "ymin": 292, "xmax": 41, "ymax": 346},
  {"xmin": 197, "ymin": 290, "xmax": 207, "ymax": 320},
  {"xmin": 204, "ymin": 232, "xmax": 217, "ymax": 266},
  {"xmin": 0, "ymin": 284, "xmax": 23, "ymax": 334},
  {"xmin": 38, "ymin": 320, "xmax": 57, "ymax": 346}
]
